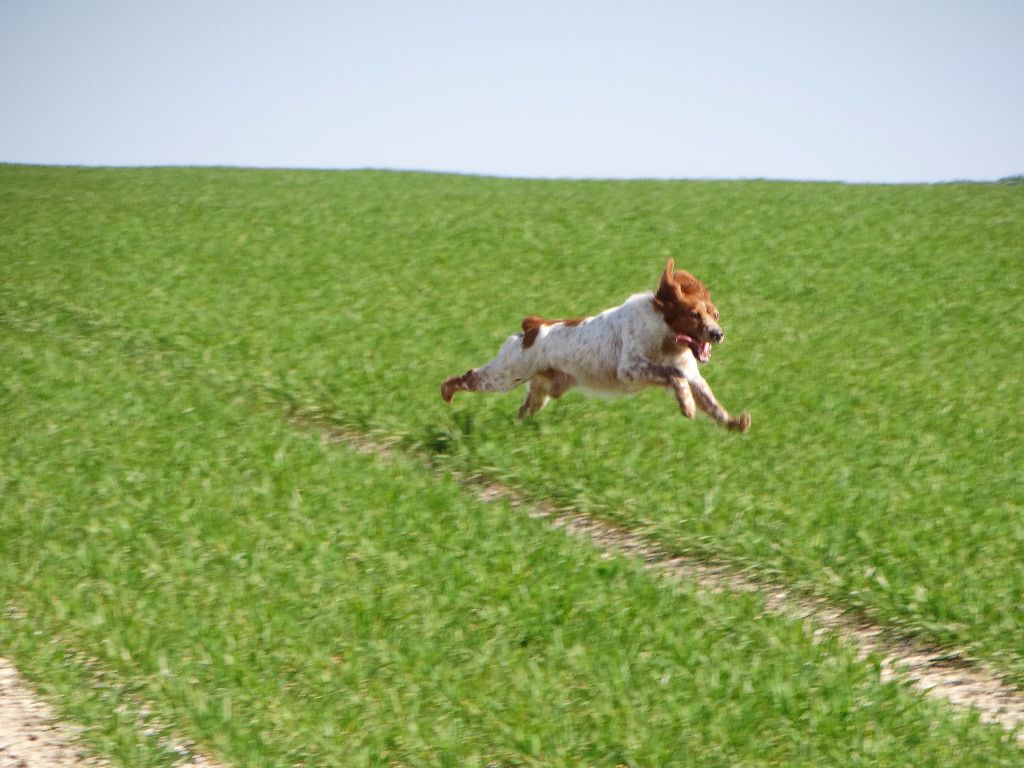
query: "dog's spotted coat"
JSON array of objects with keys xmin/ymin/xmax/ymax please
[{"xmin": 441, "ymin": 259, "xmax": 751, "ymax": 431}]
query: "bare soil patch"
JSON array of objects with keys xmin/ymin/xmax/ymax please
[
  {"xmin": 0, "ymin": 656, "xmax": 99, "ymax": 768},
  {"xmin": 1, "ymin": 652, "xmax": 226, "ymax": 768}
]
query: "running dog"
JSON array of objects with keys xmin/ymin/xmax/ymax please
[{"xmin": 441, "ymin": 259, "xmax": 751, "ymax": 431}]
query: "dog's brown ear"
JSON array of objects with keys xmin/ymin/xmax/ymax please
[
  {"xmin": 659, "ymin": 258, "xmax": 676, "ymax": 290},
  {"xmin": 656, "ymin": 258, "xmax": 684, "ymax": 307}
]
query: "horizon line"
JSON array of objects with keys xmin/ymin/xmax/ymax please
[{"xmin": 2, "ymin": 160, "xmax": 1021, "ymax": 187}]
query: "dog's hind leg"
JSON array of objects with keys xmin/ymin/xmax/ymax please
[
  {"xmin": 442, "ymin": 335, "xmax": 538, "ymax": 403},
  {"xmin": 546, "ymin": 369, "xmax": 576, "ymax": 398},
  {"xmin": 518, "ymin": 369, "xmax": 576, "ymax": 418},
  {"xmin": 518, "ymin": 376, "xmax": 551, "ymax": 418}
]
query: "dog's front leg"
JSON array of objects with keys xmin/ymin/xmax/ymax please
[
  {"xmin": 685, "ymin": 370, "xmax": 751, "ymax": 432},
  {"xmin": 671, "ymin": 377, "xmax": 697, "ymax": 420}
]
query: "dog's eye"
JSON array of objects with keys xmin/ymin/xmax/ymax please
[{"xmin": 713, "ymin": 311, "xmax": 719, "ymax": 320}]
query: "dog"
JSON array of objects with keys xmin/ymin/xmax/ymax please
[{"xmin": 441, "ymin": 259, "xmax": 751, "ymax": 432}]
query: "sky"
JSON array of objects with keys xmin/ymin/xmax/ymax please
[{"xmin": 1, "ymin": 0, "xmax": 1022, "ymax": 183}]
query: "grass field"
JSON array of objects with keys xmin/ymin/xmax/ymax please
[{"xmin": 2, "ymin": 164, "xmax": 1023, "ymax": 765}]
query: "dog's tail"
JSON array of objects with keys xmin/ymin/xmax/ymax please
[{"xmin": 521, "ymin": 316, "xmax": 544, "ymax": 333}]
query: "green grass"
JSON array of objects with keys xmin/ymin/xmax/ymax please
[
  {"xmin": 4, "ymin": 164, "xmax": 1021, "ymax": 672},
  {"xmin": 1, "ymin": 264, "xmax": 1021, "ymax": 766},
  {"xmin": 2, "ymin": 164, "xmax": 1023, "ymax": 764}
]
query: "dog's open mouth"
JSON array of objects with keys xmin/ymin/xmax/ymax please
[{"xmin": 675, "ymin": 333, "xmax": 712, "ymax": 363}]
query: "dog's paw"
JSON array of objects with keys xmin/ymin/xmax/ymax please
[
  {"xmin": 728, "ymin": 410, "xmax": 751, "ymax": 433},
  {"xmin": 440, "ymin": 378, "xmax": 457, "ymax": 403}
]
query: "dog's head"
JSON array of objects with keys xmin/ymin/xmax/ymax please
[{"xmin": 652, "ymin": 258, "xmax": 724, "ymax": 363}]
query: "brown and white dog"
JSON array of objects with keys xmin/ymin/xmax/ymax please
[{"xmin": 441, "ymin": 259, "xmax": 751, "ymax": 431}]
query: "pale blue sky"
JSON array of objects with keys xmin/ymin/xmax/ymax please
[{"xmin": 2, "ymin": 0, "xmax": 1022, "ymax": 182}]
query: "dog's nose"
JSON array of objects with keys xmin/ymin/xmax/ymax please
[{"xmin": 709, "ymin": 327, "xmax": 724, "ymax": 343}]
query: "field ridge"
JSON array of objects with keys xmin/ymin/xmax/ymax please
[{"xmin": 293, "ymin": 412, "xmax": 1024, "ymax": 739}]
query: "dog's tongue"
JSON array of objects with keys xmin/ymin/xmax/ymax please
[{"xmin": 676, "ymin": 334, "xmax": 711, "ymax": 363}]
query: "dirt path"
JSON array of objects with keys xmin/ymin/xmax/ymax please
[
  {"xmin": 1, "ymin": 654, "xmax": 223, "ymax": 767},
  {"xmin": 0, "ymin": 656, "xmax": 98, "ymax": 767},
  {"xmin": 316, "ymin": 420, "xmax": 1024, "ymax": 739},
  {"xmin": 538, "ymin": 504, "xmax": 1024, "ymax": 735},
  {"xmin": 3, "ymin": 420, "xmax": 1020, "ymax": 767}
]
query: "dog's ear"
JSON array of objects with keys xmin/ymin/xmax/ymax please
[
  {"xmin": 659, "ymin": 258, "xmax": 688, "ymax": 303},
  {"xmin": 659, "ymin": 258, "xmax": 676, "ymax": 291}
]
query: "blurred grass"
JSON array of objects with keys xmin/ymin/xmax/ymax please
[
  {"xmin": 6, "ymin": 164, "xmax": 1020, "ymax": 673},
  {"xmin": 5, "ymin": 289, "xmax": 1022, "ymax": 765},
  {"xmin": 1, "ymin": 164, "xmax": 1023, "ymax": 762}
]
